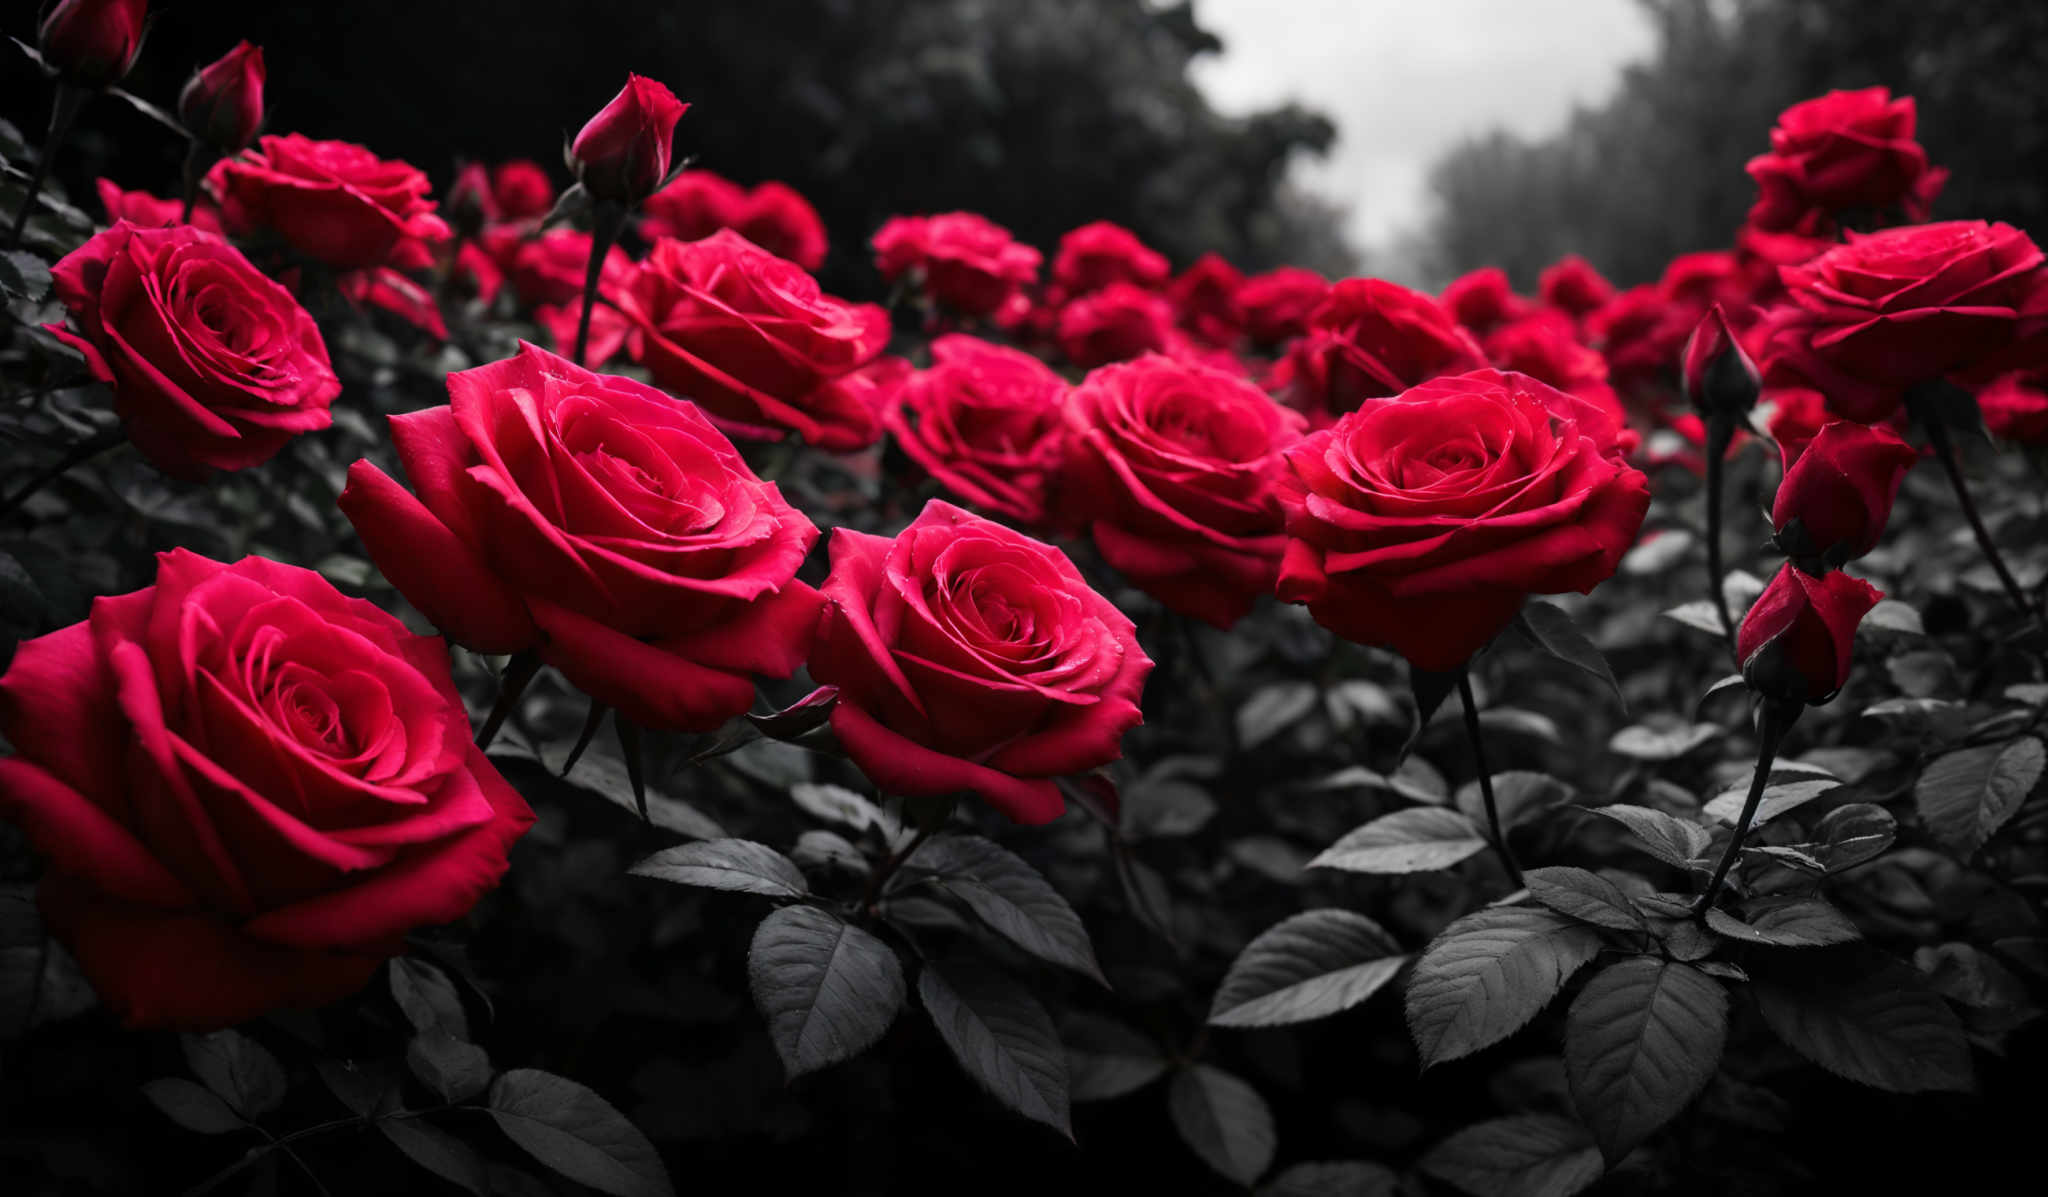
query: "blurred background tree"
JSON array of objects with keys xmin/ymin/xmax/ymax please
[
  {"xmin": 1419, "ymin": 0, "xmax": 2048, "ymax": 287},
  {"xmin": 0, "ymin": 0, "xmax": 1351, "ymax": 291}
]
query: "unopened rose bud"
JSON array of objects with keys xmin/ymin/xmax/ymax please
[
  {"xmin": 38, "ymin": 0, "xmax": 148, "ymax": 89},
  {"xmin": 569, "ymin": 75, "xmax": 688, "ymax": 207},
  {"xmin": 1681, "ymin": 304, "xmax": 1760, "ymax": 422},
  {"xmin": 1738, "ymin": 563, "xmax": 1882, "ymax": 705},
  {"xmin": 445, "ymin": 162, "xmax": 497, "ymax": 239},
  {"xmin": 1771, "ymin": 419, "xmax": 1917, "ymax": 569},
  {"xmin": 178, "ymin": 41, "xmax": 264, "ymax": 153}
]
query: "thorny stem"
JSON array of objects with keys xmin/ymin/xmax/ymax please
[
  {"xmin": 473, "ymin": 649, "xmax": 543, "ymax": 749},
  {"xmin": 1457, "ymin": 671, "xmax": 1522, "ymax": 887},
  {"xmin": 1693, "ymin": 699, "xmax": 1798, "ymax": 920}
]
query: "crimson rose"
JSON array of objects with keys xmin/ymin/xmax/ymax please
[
  {"xmin": 871, "ymin": 211, "xmax": 1041, "ymax": 317},
  {"xmin": 339, "ymin": 343, "xmax": 822, "ymax": 731},
  {"xmin": 1270, "ymin": 278, "xmax": 1487, "ymax": 428},
  {"xmin": 1167, "ymin": 253, "xmax": 1246, "ymax": 347},
  {"xmin": 0, "ymin": 551, "xmax": 533, "ymax": 1029},
  {"xmin": 810, "ymin": 501, "xmax": 1152, "ymax": 824},
  {"xmin": 1057, "ymin": 282, "xmax": 1177, "ymax": 368},
  {"xmin": 1747, "ymin": 88, "xmax": 1946, "ymax": 234},
  {"xmin": 214, "ymin": 134, "xmax": 449, "ymax": 270},
  {"xmin": 570, "ymin": 75, "xmax": 688, "ymax": 207},
  {"xmin": 1442, "ymin": 267, "xmax": 1529, "ymax": 336},
  {"xmin": 1539, "ymin": 255, "xmax": 1615, "ymax": 320},
  {"xmin": 1277, "ymin": 369, "xmax": 1650, "ymax": 670},
  {"xmin": 1739, "ymin": 563, "xmax": 1882, "ymax": 705},
  {"xmin": 1772, "ymin": 420, "xmax": 1918, "ymax": 566},
  {"xmin": 884, "ymin": 334, "xmax": 1066, "ymax": 525},
  {"xmin": 1978, "ymin": 370, "xmax": 2048, "ymax": 442},
  {"xmin": 1237, "ymin": 267, "xmax": 1329, "ymax": 346},
  {"xmin": 1051, "ymin": 221, "xmax": 1169, "ymax": 295}
]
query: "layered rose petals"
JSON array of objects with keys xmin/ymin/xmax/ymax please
[
  {"xmin": 1269, "ymin": 278, "xmax": 1487, "ymax": 428},
  {"xmin": 214, "ymin": 134, "xmax": 450, "ymax": 270},
  {"xmin": 872, "ymin": 212, "xmax": 1041, "ymax": 317},
  {"xmin": 885, "ymin": 335, "xmax": 1067, "ymax": 525}
]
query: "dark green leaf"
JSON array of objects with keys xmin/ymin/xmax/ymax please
[
  {"xmin": 629, "ymin": 839, "xmax": 809, "ymax": 898},
  {"xmin": 181, "ymin": 1030, "xmax": 286, "ymax": 1120},
  {"xmin": 488, "ymin": 1069, "xmax": 675, "ymax": 1197},
  {"xmin": 1419, "ymin": 1114, "xmax": 1604, "ymax": 1197},
  {"xmin": 1565, "ymin": 958, "xmax": 1728, "ymax": 1161},
  {"xmin": 390, "ymin": 958, "xmax": 470, "ymax": 1040},
  {"xmin": 1752, "ymin": 947, "xmax": 1974, "ymax": 1094},
  {"xmin": 408, "ymin": 1027, "xmax": 493, "ymax": 1103},
  {"xmin": 1309, "ymin": 807, "xmax": 1489, "ymax": 874},
  {"xmin": 1590, "ymin": 805, "xmax": 1711, "ymax": 870},
  {"xmin": 1514, "ymin": 600, "xmax": 1624, "ymax": 708},
  {"xmin": 380, "ymin": 1116, "xmax": 489, "ymax": 1196},
  {"xmin": 917, "ymin": 959, "xmax": 1070, "ymax": 1137},
  {"xmin": 747, "ymin": 905, "xmax": 905, "ymax": 1078},
  {"xmin": 1701, "ymin": 779, "xmax": 1840, "ymax": 827},
  {"xmin": 1169, "ymin": 1065, "xmax": 1276, "ymax": 1187},
  {"xmin": 1523, "ymin": 867, "xmax": 1645, "ymax": 932},
  {"xmin": 1705, "ymin": 899, "xmax": 1859, "ymax": 948},
  {"xmin": 1456, "ymin": 772, "xmax": 1572, "ymax": 830},
  {"xmin": 1608, "ymin": 722, "xmax": 1720, "ymax": 761},
  {"xmin": 0, "ymin": 251, "xmax": 49, "ymax": 302},
  {"xmin": 910, "ymin": 836, "xmax": 1104, "ymax": 985},
  {"xmin": 1406, "ymin": 907, "xmax": 1604, "ymax": 1068},
  {"xmin": 317, "ymin": 1058, "xmax": 401, "ymax": 1119},
  {"xmin": 1812, "ymin": 804, "xmax": 1896, "ymax": 871},
  {"xmin": 141, "ymin": 1078, "xmax": 246, "ymax": 1135},
  {"xmin": 1914, "ymin": 737, "xmax": 2044, "ymax": 854},
  {"xmin": 1063, "ymin": 1013, "xmax": 1167, "ymax": 1102},
  {"xmin": 1209, "ymin": 909, "xmax": 1406, "ymax": 1027}
]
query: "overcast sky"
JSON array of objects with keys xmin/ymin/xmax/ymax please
[{"xmin": 1190, "ymin": 0, "xmax": 1655, "ymax": 266}]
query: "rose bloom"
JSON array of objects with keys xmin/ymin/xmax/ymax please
[
  {"xmin": 37, "ymin": 0, "xmax": 145, "ymax": 88},
  {"xmin": 1270, "ymin": 278, "xmax": 1487, "ymax": 428},
  {"xmin": 1538, "ymin": 255, "xmax": 1615, "ymax": 320},
  {"xmin": 1977, "ymin": 369, "xmax": 2048, "ymax": 442},
  {"xmin": 1167, "ymin": 252, "xmax": 1246, "ymax": 347},
  {"xmin": 1759, "ymin": 220, "xmax": 2048, "ymax": 423},
  {"xmin": 1747, "ymin": 88, "xmax": 1946, "ymax": 234},
  {"xmin": 0, "ymin": 550, "xmax": 534, "ymax": 1029},
  {"xmin": 810, "ymin": 500, "xmax": 1152, "ymax": 824},
  {"xmin": 733, "ymin": 182, "xmax": 829, "ymax": 273},
  {"xmin": 1237, "ymin": 266, "xmax": 1329, "ymax": 346},
  {"xmin": 1059, "ymin": 354, "xmax": 1305, "ymax": 627},
  {"xmin": 885, "ymin": 335, "xmax": 1066, "ymax": 525},
  {"xmin": 1051, "ymin": 221, "xmax": 1170, "ymax": 295},
  {"xmin": 1660, "ymin": 250, "xmax": 1745, "ymax": 310},
  {"xmin": 47, "ymin": 222, "xmax": 339, "ymax": 479},
  {"xmin": 1057, "ymin": 282, "xmax": 1177, "ymax": 368},
  {"xmin": 1441, "ymin": 266, "xmax": 1529, "ymax": 336},
  {"xmin": 178, "ymin": 40, "xmax": 266, "ymax": 154},
  {"xmin": 1278, "ymin": 369, "xmax": 1650, "ymax": 671},
  {"xmin": 339, "ymin": 343, "xmax": 823, "ymax": 731},
  {"xmin": 1483, "ymin": 313, "xmax": 1637, "ymax": 455},
  {"xmin": 96, "ymin": 178, "xmax": 224, "ymax": 233},
  {"xmin": 491, "ymin": 160, "xmax": 556, "ymax": 222},
  {"xmin": 1771, "ymin": 420, "xmax": 1918, "ymax": 566},
  {"xmin": 1763, "ymin": 385, "xmax": 1832, "ymax": 461},
  {"xmin": 340, "ymin": 267, "xmax": 447, "ymax": 342},
  {"xmin": 639, "ymin": 171, "xmax": 828, "ymax": 271},
  {"xmin": 1739, "ymin": 563, "xmax": 1883, "ymax": 705},
  {"xmin": 871, "ymin": 211, "xmax": 1042, "ymax": 317},
  {"xmin": 487, "ymin": 226, "xmax": 632, "ymax": 309},
  {"xmin": 1587, "ymin": 285, "xmax": 1694, "ymax": 402},
  {"xmin": 570, "ymin": 74, "xmax": 688, "ymax": 206},
  {"xmin": 213, "ymin": 133, "xmax": 449, "ymax": 270},
  {"xmin": 618, "ymin": 229, "xmax": 894, "ymax": 450}
]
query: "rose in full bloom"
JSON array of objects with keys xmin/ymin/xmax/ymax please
[
  {"xmin": 213, "ymin": 134, "xmax": 449, "ymax": 270},
  {"xmin": 1167, "ymin": 253, "xmax": 1246, "ymax": 347},
  {"xmin": 810, "ymin": 500, "xmax": 1152, "ymax": 823},
  {"xmin": 1059, "ymin": 354, "xmax": 1305, "ymax": 627},
  {"xmin": 1538, "ymin": 255, "xmax": 1615, "ymax": 320},
  {"xmin": 1277, "ymin": 369, "xmax": 1651, "ymax": 670},
  {"xmin": 885, "ymin": 335, "xmax": 1066, "ymax": 524},
  {"xmin": 1237, "ymin": 266, "xmax": 1329, "ymax": 346},
  {"xmin": 95, "ymin": 178, "xmax": 222, "ymax": 232},
  {"xmin": 1747, "ymin": 88, "xmax": 1946, "ymax": 234},
  {"xmin": 1977, "ymin": 369, "xmax": 2048, "ymax": 443},
  {"xmin": 38, "ymin": 0, "xmax": 146, "ymax": 88},
  {"xmin": 638, "ymin": 172, "xmax": 827, "ymax": 271},
  {"xmin": 733, "ymin": 182, "xmax": 829, "ymax": 273},
  {"xmin": 178, "ymin": 41, "xmax": 265, "ymax": 153},
  {"xmin": 339, "ymin": 343, "xmax": 823, "ymax": 731},
  {"xmin": 1759, "ymin": 220, "xmax": 2048, "ymax": 423},
  {"xmin": 1771, "ymin": 420, "xmax": 1918, "ymax": 568},
  {"xmin": 1270, "ymin": 278, "xmax": 1487, "ymax": 428},
  {"xmin": 1057, "ymin": 282, "xmax": 1177, "ymax": 368},
  {"xmin": 47, "ymin": 221, "xmax": 338, "ymax": 479},
  {"xmin": 569, "ymin": 74, "xmax": 688, "ymax": 206},
  {"xmin": 618, "ymin": 229, "xmax": 895, "ymax": 449},
  {"xmin": 871, "ymin": 211, "xmax": 1041, "ymax": 317},
  {"xmin": 1441, "ymin": 267, "xmax": 1529, "ymax": 335},
  {"xmin": 1588, "ymin": 284, "xmax": 1694, "ymax": 401},
  {"xmin": 1051, "ymin": 221, "xmax": 1170, "ymax": 295},
  {"xmin": 0, "ymin": 550, "xmax": 534, "ymax": 1028},
  {"xmin": 1738, "ymin": 563, "xmax": 1882, "ymax": 705}
]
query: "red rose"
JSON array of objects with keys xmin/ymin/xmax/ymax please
[
  {"xmin": 1764, "ymin": 385, "xmax": 1831, "ymax": 461},
  {"xmin": 570, "ymin": 74, "xmax": 688, "ymax": 206},
  {"xmin": 1058, "ymin": 354, "xmax": 1305, "ymax": 627},
  {"xmin": 339, "ymin": 343, "xmax": 822, "ymax": 732},
  {"xmin": 885, "ymin": 334, "xmax": 1067, "ymax": 525},
  {"xmin": 1167, "ymin": 252, "xmax": 1246, "ymax": 347},
  {"xmin": 1483, "ymin": 313, "xmax": 1637, "ymax": 455},
  {"xmin": 37, "ymin": 0, "xmax": 146, "ymax": 88},
  {"xmin": 1057, "ymin": 282, "xmax": 1177, "ymax": 367},
  {"xmin": 810, "ymin": 500, "xmax": 1152, "ymax": 824},
  {"xmin": 731, "ymin": 182, "xmax": 828, "ymax": 273},
  {"xmin": 178, "ymin": 41, "xmax": 265, "ymax": 153},
  {"xmin": 339, "ymin": 267, "xmax": 447, "ymax": 341},
  {"xmin": 47, "ymin": 221, "xmax": 337, "ymax": 479},
  {"xmin": 1738, "ymin": 563, "xmax": 1882, "ymax": 705},
  {"xmin": 1051, "ymin": 221, "xmax": 1169, "ymax": 295},
  {"xmin": 1441, "ymin": 267, "xmax": 1529, "ymax": 335},
  {"xmin": 214, "ymin": 134, "xmax": 450, "ymax": 270},
  {"xmin": 95, "ymin": 177, "xmax": 222, "ymax": 232},
  {"xmin": 1538, "ymin": 255, "xmax": 1615, "ymax": 319},
  {"xmin": 491, "ymin": 160, "xmax": 556, "ymax": 222},
  {"xmin": 639, "ymin": 170, "xmax": 747, "ymax": 242},
  {"xmin": 1661, "ymin": 250, "xmax": 1744, "ymax": 309},
  {"xmin": 1771, "ymin": 420, "xmax": 1918, "ymax": 566},
  {"xmin": 0, "ymin": 550, "xmax": 533, "ymax": 1029},
  {"xmin": 1587, "ymin": 285, "xmax": 1692, "ymax": 401},
  {"xmin": 871, "ymin": 211, "xmax": 1042, "ymax": 317},
  {"xmin": 1270, "ymin": 278, "xmax": 1487, "ymax": 428},
  {"xmin": 1977, "ymin": 370, "xmax": 2048, "ymax": 443},
  {"xmin": 494, "ymin": 227, "xmax": 630, "ymax": 309},
  {"xmin": 1679, "ymin": 303, "xmax": 1761, "ymax": 422},
  {"xmin": 1237, "ymin": 267, "xmax": 1329, "ymax": 346},
  {"xmin": 1760, "ymin": 220, "xmax": 2048, "ymax": 423},
  {"xmin": 1278, "ymin": 369, "xmax": 1650, "ymax": 670},
  {"xmin": 1747, "ymin": 88, "xmax": 1946, "ymax": 234},
  {"xmin": 618, "ymin": 229, "xmax": 894, "ymax": 450}
]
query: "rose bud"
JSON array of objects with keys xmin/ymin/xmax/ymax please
[
  {"xmin": 570, "ymin": 74, "xmax": 688, "ymax": 206},
  {"xmin": 444, "ymin": 162, "xmax": 498, "ymax": 239},
  {"xmin": 1680, "ymin": 303, "xmax": 1760, "ymax": 422},
  {"xmin": 1738, "ymin": 563, "xmax": 1882, "ymax": 705},
  {"xmin": 38, "ymin": 0, "xmax": 148, "ymax": 89},
  {"xmin": 1771, "ymin": 420, "xmax": 1917, "ymax": 569},
  {"xmin": 178, "ymin": 40, "xmax": 264, "ymax": 153}
]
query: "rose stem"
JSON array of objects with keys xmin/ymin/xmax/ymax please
[
  {"xmin": 1703, "ymin": 413, "xmax": 1739, "ymax": 663},
  {"xmin": 571, "ymin": 203, "xmax": 625, "ymax": 367},
  {"xmin": 860, "ymin": 821, "xmax": 938, "ymax": 916},
  {"xmin": 1692, "ymin": 698, "xmax": 1798, "ymax": 920},
  {"xmin": 177, "ymin": 139, "xmax": 209, "ymax": 225},
  {"xmin": 472, "ymin": 649, "xmax": 543, "ymax": 749},
  {"xmin": 1456, "ymin": 670, "xmax": 1522, "ymax": 888},
  {"xmin": 559, "ymin": 700, "xmax": 609, "ymax": 778},
  {"xmin": 0, "ymin": 428, "xmax": 124, "ymax": 520},
  {"xmin": 1922, "ymin": 412, "xmax": 2036, "ymax": 621},
  {"xmin": 616, "ymin": 717, "xmax": 648, "ymax": 824},
  {"xmin": 7, "ymin": 85, "xmax": 85, "ymax": 249}
]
